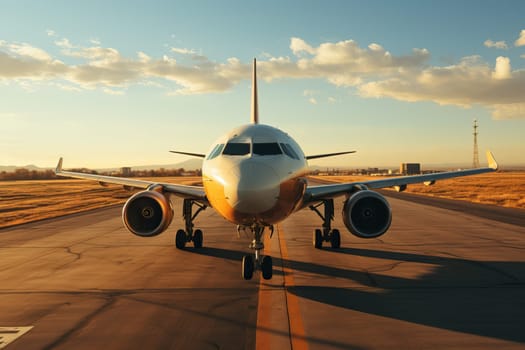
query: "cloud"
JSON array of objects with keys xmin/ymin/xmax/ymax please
[
  {"xmin": 102, "ymin": 87, "xmax": 125, "ymax": 95},
  {"xmin": 484, "ymin": 39, "xmax": 508, "ymax": 49},
  {"xmin": 290, "ymin": 37, "xmax": 315, "ymax": 55},
  {"xmin": 152, "ymin": 56, "xmax": 248, "ymax": 94},
  {"xmin": 137, "ymin": 51, "xmax": 150, "ymax": 63},
  {"xmin": 171, "ymin": 47, "xmax": 196, "ymax": 55},
  {"xmin": 0, "ymin": 41, "xmax": 67, "ymax": 79},
  {"xmin": 303, "ymin": 89, "xmax": 317, "ymax": 96},
  {"xmin": 358, "ymin": 55, "xmax": 525, "ymax": 119},
  {"xmin": 55, "ymin": 38, "xmax": 73, "ymax": 49},
  {"xmin": 283, "ymin": 38, "xmax": 430, "ymax": 87},
  {"xmin": 1, "ymin": 38, "xmax": 214, "ymax": 92},
  {"xmin": 0, "ymin": 36, "xmax": 429, "ymax": 93},
  {"xmin": 515, "ymin": 29, "xmax": 525, "ymax": 47},
  {"xmin": 3, "ymin": 42, "xmax": 53, "ymax": 61},
  {"xmin": 491, "ymin": 103, "xmax": 525, "ymax": 120},
  {"xmin": 0, "ymin": 36, "xmax": 524, "ymax": 119},
  {"xmin": 303, "ymin": 89, "xmax": 321, "ymax": 105},
  {"xmin": 492, "ymin": 56, "xmax": 511, "ymax": 79}
]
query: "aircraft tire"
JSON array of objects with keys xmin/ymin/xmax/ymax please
[
  {"xmin": 242, "ymin": 255, "xmax": 254, "ymax": 280},
  {"xmin": 261, "ymin": 255, "xmax": 273, "ymax": 280},
  {"xmin": 193, "ymin": 229, "xmax": 203, "ymax": 248},
  {"xmin": 330, "ymin": 229, "xmax": 341, "ymax": 249},
  {"xmin": 313, "ymin": 229, "xmax": 323, "ymax": 249},
  {"xmin": 175, "ymin": 229, "xmax": 186, "ymax": 249}
]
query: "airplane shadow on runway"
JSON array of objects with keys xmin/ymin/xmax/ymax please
[{"xmin": 190, "ymin": 246, "xmax": 525, "ymax": 344}]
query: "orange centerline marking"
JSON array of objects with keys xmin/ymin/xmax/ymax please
[
  {"xmin": 278, "ymin": 226, "xmax": 309, "ymax": 350},
  {"xmin": 256, "ymin": 232, "xmax": 273, "ymax": 349}
]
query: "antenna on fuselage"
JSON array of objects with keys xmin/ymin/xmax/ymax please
[{"xmin": 251, "ymin": 58, "xmax": 259, "ymax": 124}]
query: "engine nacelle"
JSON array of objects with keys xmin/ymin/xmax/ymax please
[
  {"xmin": 342, "ymin": 190, "xmax": 392, "ymax": 239},
  {"xmin": 122, "ymin": 190, "xmax": 173, "ymax": 237}
]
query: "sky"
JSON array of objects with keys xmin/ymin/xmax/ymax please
[{"xmin": 1, "ymin": 0, "xmax": 524, "ymax": 169}]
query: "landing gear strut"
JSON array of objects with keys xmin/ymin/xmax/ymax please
[
  {"xmin": 175, "ymin": 199, "xmax": 207, "ymax": 249},
  {"xmin": 309, "ymin": 199, "xmax": 341, "ymax": 249},
  {"xmin": 241, "ymin": 225, "xmax": 273, "ymax": 280}
]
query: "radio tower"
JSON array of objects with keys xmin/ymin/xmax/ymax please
[{"xmin": 472, "ymin": 119, "xmax": 480, "ymax": 168}]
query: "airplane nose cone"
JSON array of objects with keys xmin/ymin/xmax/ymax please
[{"xmin": 225, "ymin": 161, "xmax": 280, "ymax": 214}]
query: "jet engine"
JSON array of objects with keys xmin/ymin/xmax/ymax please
[
  {"xmin": 122, "ymin": 190, "xmax": 173, "ymax": 237},
  {"xmin": 342, "ymin": 190, "xmax": 392, "ymax": 239}
]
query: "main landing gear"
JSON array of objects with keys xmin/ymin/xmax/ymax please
[
  {"xmin": 309, "ymin": 199, "xmax": 341, "ymax": 249},
  {"xmin": 175, "ymin": 199, "xmax": 207, "ymax": 249},
  {"xmin": 241, "ymin": 225, "xmax": 273, "ymax": 280}
]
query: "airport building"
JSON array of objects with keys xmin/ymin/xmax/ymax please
[
  {"xmin": 400, "ymin": 163, "xmax": 421, "ymax": 175},
  {"xmin": 121, "ymin": 167, "xmax": 132, "ymax": 176}
]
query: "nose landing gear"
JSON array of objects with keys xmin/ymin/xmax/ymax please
[{"xmin": 241, "ymin": 225, "xmax": 273, "ymax": 280}]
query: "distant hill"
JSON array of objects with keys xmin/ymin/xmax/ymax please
[
  {"xmin": 0, "ymin": 164, "xmax": 48, "ymax": 172},
  {"xmin": 1, "ymin": 159, "xmax": 203, "ymax": 173}
]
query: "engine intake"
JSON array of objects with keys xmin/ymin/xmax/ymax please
[
  {"xmin": 342, "ymin": 190, "xmax": 392, "ymax": 239},
  {"xmin": 122, "ymin": 190, "xmax": 173, "ymax": 237}
]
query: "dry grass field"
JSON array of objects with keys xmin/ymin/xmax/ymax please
[
  {"xmin": 1, "ymin": 173, "xmax": 523, "ymax": 229},
  {"xmin": 310, "ymin": 172, "xmax": 525, "ymax": 210},
  {"xmin": 0, "ymin": 177, "xmax": 201, "ymax": 229}
]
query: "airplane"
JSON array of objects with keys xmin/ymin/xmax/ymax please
[{"xmin": 55, "ymin": 59, "xmax": 499, "ymax": 280}]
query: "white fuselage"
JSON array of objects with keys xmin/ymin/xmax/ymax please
[{"xmin": 202, "ymin": 124, "xmax": 309, "ymax": 226}]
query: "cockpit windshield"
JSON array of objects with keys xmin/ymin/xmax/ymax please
[
  {"xmin": 223, "ymin": 142, "xmax": 250, "ymax": 156},
  {"xmin": 213, "ymin": 141, "xmax": 296, "ymax": 158},
  {"xmin": 253, "ymin": 143, "xmax": 282, "ymax": 156},
  {"xmin": 207, "ymin": 144, "xmax": 224, "ymax": 160},
  {"xmin": 280, "ymin": 143, "xmax": 300, "ymax": 160}
]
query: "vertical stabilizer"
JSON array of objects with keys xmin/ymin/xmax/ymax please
[{"xmin": 251, "ymin": 58, "xmax": 259, "ymax": 124}]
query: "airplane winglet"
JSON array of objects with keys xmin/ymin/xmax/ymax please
[
  {"xmin": 486, "ymin": 151, "xmax": 498, "ymax": 170},
  {"xmin": 56, "ymin": 157, "xmax": 63, "ymax": 173}
]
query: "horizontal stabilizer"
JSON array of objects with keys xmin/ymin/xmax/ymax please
[
  {"xmin": 169, "ymin": 151, "xmax": 206, "ymax": 158},
  {"xmin": 306, "ymin": 151, "xmax": 356, "ymax": 160}
]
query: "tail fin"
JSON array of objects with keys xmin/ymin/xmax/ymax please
[{"xmin": 251, "ymin": 58, "xmax": 259, "ymax": 124}]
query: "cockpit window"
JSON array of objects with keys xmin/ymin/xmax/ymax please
[
  {"xmin": 207, "ymin": 144, "xmax": 224, "ymax": 160},
  {"xmin": 253, "ymin": 143, "xmax": 282, "ymax": 156},
  {"xmin": 223, "ymin": 142, "xmax": 250, "ymax": 156},
  {"xmin": 280, "ymin": 143, "xmax": 300, "ymax": 160}
]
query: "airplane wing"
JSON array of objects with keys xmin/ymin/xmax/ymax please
[
  {"xmin": 303, "ymin": 151, "xmax": 498, "ymax": 203},
  {"xmin": 306, "ymin": 151, "xmax": 356, "ymax": 160},
  {"xmin": 169, "ymin": 150, "xmax": 206, "ymax": 158},
  {"xmin": 55, "ymin": 158, "xmax": 207, "ymax": 201}
]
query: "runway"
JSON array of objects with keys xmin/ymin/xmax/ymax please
[{"xmin": 1, "ymin": 191, "xmax": 524, "ymax": 349}]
